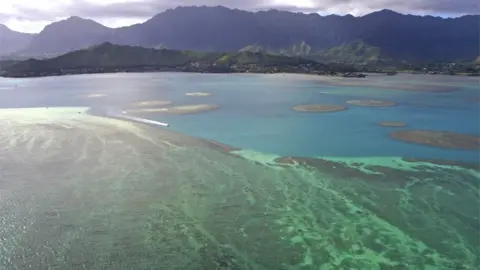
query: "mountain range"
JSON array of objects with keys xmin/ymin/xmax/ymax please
[{"xmin": 1, "ymin": 6, "xmax": 478, "ymax": 62}]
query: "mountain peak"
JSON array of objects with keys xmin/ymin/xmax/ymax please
[
  {"xmin": 63, "ymin": 16, "xmax": 107, "ymax": 26},
  {"xmin": 89, "ymin": 42, "xmax": 114, "ymax": 49},
  {"xmin": 39, "ymin": 16, "xmax": 110, "ymax": 33},
  {"xmin": 64, "ymin": 16, "xmax": 105, "ymax": 24},
  {"xmin": 0, "ymin": 24, "xmax": 10, "ymax": 32},
  {"xmin": 366, "ymin": 9, "xmax": 402, "ymax": 17},
  {"xmin": 47, "ymin": 16, "xmax": 105, "ymax": 26},
  {"xmin": 0, "ymin": 24, "xmax": 34, "ymax": 56},
  {"xmin": 0, "ymin": 24, "xmax": 34, "ymax": 35},
  {"xmin": 23, "ymin": 15, "xmax": 113, "ymax": 55},
  {"xmin": 66, "ymin": 16, "xmax": 85, "ymax": 21},
  {"xmin": 379, "ymin": 9, "xmax": 398, "ymax": 13}
]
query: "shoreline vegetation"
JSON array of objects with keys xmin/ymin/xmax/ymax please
[{"xmin": 1, "ymin": 43, "xmax": 478, "ymax": 79}]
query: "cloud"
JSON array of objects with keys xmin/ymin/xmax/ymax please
[{"xmin": 1, "ymin": 0, "xmax": 478, "ymax": 33}]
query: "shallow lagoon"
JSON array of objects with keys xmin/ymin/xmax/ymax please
[
  {"xmin": 2, "ymin": 73, "xmax": 478, "ymax": 161},
  {"xmin": 0, "ymin": 73, "xmax": 478, "ymax": 269}
]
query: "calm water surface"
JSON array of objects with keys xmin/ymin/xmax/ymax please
[{"xmin": 0, "ymin": 73, "xmax": 478, "ymax": 269}]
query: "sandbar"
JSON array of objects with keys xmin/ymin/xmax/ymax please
[
  {"xmin": 85, "ymin": 94, "xmax": 106, "ymax": 98},
  {"xmin": 387, "ymin": 85, "xmax": 457, "ymax": 93},
  {"xmin": 319, "ymin": 80, "xmax": 457, "ymax": 93},
  {"xmin": 378, "ymin": 121, "xmax": 407, "ymax": 127},
  {"xmin": 124, "ymin": 108, "xmax": 169, "ymax": 113},
  {"xmin": 390, "ymin": 130, "xmax": 480, "ymax": 150},
  {"xmin": 130, "ymin": 100, "xmax": 173, "ymax": 107},
  {"xmin": 126, "ymin": 104, "xmax": 220, "ymax": 115},
  {"xmin": 185, "ymin": 92, "xmax": 212, "ymax": 96},
  {"xmin": 292, "ymin": 104, "xmax": 347, "ymax": 113},
  {"xmin": 402, "ymin": 158, "xmax": 480, "ymax": 171},
  {"xmin": 346, "ymin": 99, "xmax": 396, "ymax": 107},
  {"xmin": 261, "ymin": 73, "xmax": 458, "ymax": 92}
]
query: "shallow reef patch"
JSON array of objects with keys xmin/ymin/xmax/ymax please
[
  {"xmin": 84, "ymin": 94, "xmax": 107, "ymax": 98},
  {"xmin": 292, "ymin": 104, "xmax": 348, "ymax": 113},
  {"xmin": 378, "ymin": 121, "xmax": 407, "ymax": 127},
  {"xmin": 130, "ymin": 100, "xmax": 173, "ymax": 107},
  {"xmin": 185, "ymin": 92, "xmax": 212, "ymax": 96},
  {"xmin": 125, "ymin": 104, "xmax": 220, "ymax": 115},
  {"xmin": 346, "ymin": 100, "xmax": 396, "ymax": 107}
]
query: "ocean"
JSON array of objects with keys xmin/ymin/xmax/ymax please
[{"xmin": 0, "ymin": 73, "xmax": 478, "ymax": 269}]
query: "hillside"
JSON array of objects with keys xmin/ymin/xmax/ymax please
[
  {"xmin": 239, "ymin": 41, "xmax": 317, "ymax": 57},
  {"xmin": 0, "ymin": 43, "xmax": 329, "ymax": 78},
  {"xmin": 318, "ymin": 40, "xmax": 385, "ymax": 63},
  {"xmin": 3, "ymin": 43, "xmax": 214, "ymax": 72},
  {"xmin": 216, "ymin": 51, "xmax": 317, "ymax": 66},
  {"xmin": 0, "ymin": 60, "xmax": 18, "ymax": 70},
  {"xmin": 4, "ymin": 7, "xmax": 478, "ymax": 62},
  {"xmin": 240, "ymin": 40, "xmax": 386, "ymax": 63}
]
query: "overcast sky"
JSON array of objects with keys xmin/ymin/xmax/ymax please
[{"xmin": 1, "ymin": 0, "xmax": 478, "ymax": 33}]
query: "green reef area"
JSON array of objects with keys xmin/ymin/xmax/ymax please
[{"xmin": 0, "ymin": 108, "xmax": 478, "ymax": 270}]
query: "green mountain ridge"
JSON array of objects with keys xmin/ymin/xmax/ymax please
[
  {"xmin": 0, "ymin": 43, "xmax": 330, "ymax": 78},
  {"xmin": 3, "ymin": 42, "xmax": 476, "ymax": 78},
  {"xmin": 240, "ymin": 40, "xmax": 387, "ymax": 63},
  {"xmin": 319, "ymin": 40, "xmax": 386, "ymax": 63},
  {"xmin": 239, "ymin": 41, "xmax": 318, "ymax": 57},
  {"xmin": 216, "ymin": 51, "xmax": 317, "ymax": 66}
]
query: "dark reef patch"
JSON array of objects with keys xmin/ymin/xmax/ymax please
[
  {"xmin": 390, "ymin": 130, "xmax": 480, "ymax": 150},
  {"xmin": 201, "ymin": 139, "xmax": 240, "ymax": 152},
  {"xmin": 200, "ymin": 139, "xmax": 242, "ymax": 159},
  {"xmin": 274, "ymin": 155, "xmax": 479, "ymax": 186},
  {"xmin": 275, "ymin": 156, "xmax": 423, "ymax": 186},
  {"xmin": 467, "ymin": 98, "xmax": 480, "ymax": 103}
]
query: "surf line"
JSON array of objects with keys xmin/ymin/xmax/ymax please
[{"xmin": 111, "ymin": 112, "xmax": 170, "ymax": 127}]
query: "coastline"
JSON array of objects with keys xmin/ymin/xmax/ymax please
[
  {"xmin": 2, "ymin": 68, "xmax": 477, "ymax": 79},
  {"xmin": 0, "ymin": 69, "xmax": 349, "ymax": 79}
]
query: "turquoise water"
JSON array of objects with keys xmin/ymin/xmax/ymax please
[
  {"xmin": 1, "ymin": 73, "xmax": 478, "ymax": 161},
  {"xmin": 0, "ymin": 73, "xmax": 478, "ymax": 269}
]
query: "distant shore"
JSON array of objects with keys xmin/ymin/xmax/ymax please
[
  {"xmin": 2, "ymin": 68, "xmax": 477, "ymax": 79},
  {"xmin": 1, "ymin": 65, "xmax": 478, "ymax": 79},
  {"xmin": 261, "ymin": 72, "xmax": 479, "ymax": 84},
  {"xmin": 0, "ymin": 68, "xmax": 363, "ymax": 79}
]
